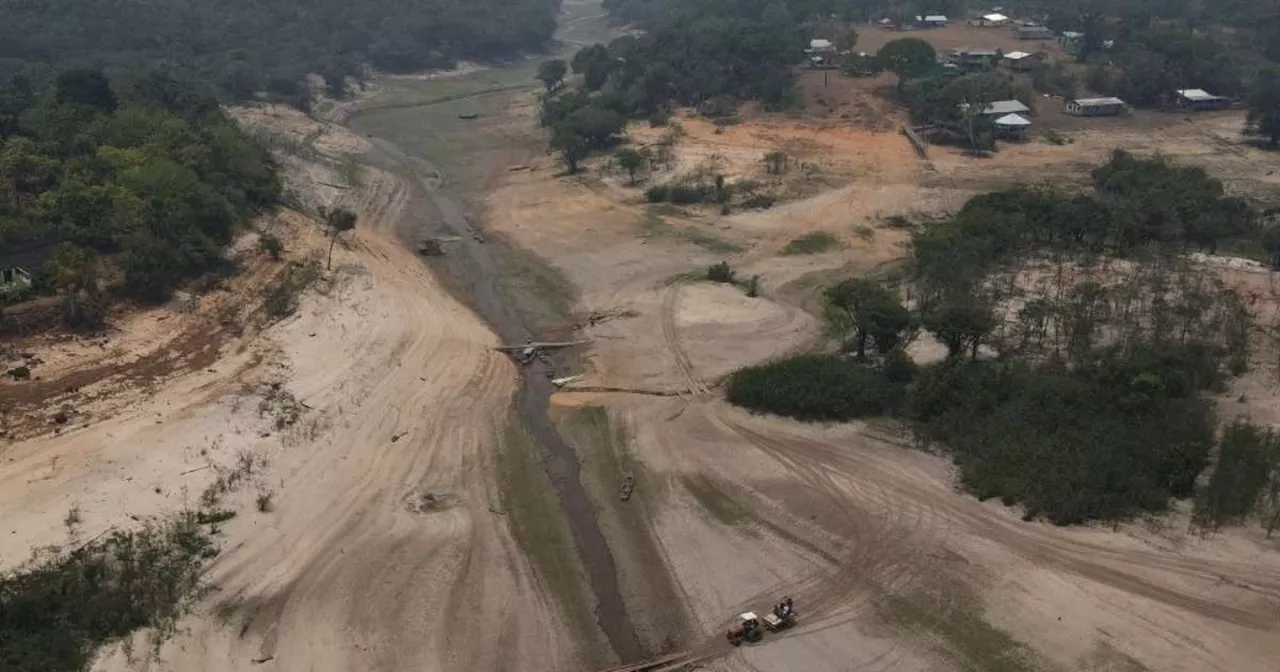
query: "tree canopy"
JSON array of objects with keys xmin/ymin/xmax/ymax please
[
  {"xmin": 1247, "ymin": 67, "xmax": 1280, "ymax": 147},
  {"xmin": 877, "ymin": 38, "xmax": 938, "ymax": 92},
  {"xmin": 0, "ymin": 71, "xmax": 279, "ymax": 306},
  {"xmin": 0, "ymin": 0, "xmax": 562, "ymax": 103}
]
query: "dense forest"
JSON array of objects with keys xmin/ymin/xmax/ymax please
[
  {"xmin": 728, "ymin": 150, "xmax": 1280, "ymax": 527},
  {"xmin": 0, "ymin": 0, "xmax": 562, "ymax": 103},
  {"xmin": 0, "ymin": 70, "xmax": 279, "ymax": 319}
]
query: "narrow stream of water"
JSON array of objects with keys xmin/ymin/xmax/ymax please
[{"xmin": 345, "ymin": 8, "xmax": 642, "ymax": 655}]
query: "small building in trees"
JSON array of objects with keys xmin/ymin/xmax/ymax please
[
  {"xmin": 0, "ymin": 268, "xmax": 33, "ymax": 301},
  {"xmin": 1174, "ymin": 88, "xmax": 1230, "ymax": 111},
  {"xmin": 1059, "ymin": 31, "xmax": 1085, "ymax": 53},
  {"xmin": 975, "ymin": 13, "xmax": 1010, "ymax": 27},
  {"xmin": 922, "ymin": 15, "xmax": 948, "ymax": 27},
  {"xmin": 994, "ymin": 113, "xmax": 1032, "ymax": 139},
  {"xmin": 1016, "ymin": 25, "xmax": 1054, "ymax": 41},
  {"xmin": 1065, "ymin": 96, "xmax": 1128, "ymax": 116},
  {"xmin": 805, "ymin": 39, "xmax": 836, "ymax": 68},
  {"xmin": 950, "ymin": 47, "xmax": 1000, "ymax": 70},
  {"xmin": 1001, "ymin": 51, "xmax": 1040, "ymax": 71}
]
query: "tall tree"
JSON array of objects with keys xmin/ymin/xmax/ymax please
[
  {"xmin": 877, "ymin": 38, "xmax": 938, "ymax": 93},
  {"xmin": 826, "ymin": 278, "xmax": 913, "ymax": 358},
  {"xmin": 922, "ymin": 294, "xmax": 997, "ymax": 360},
  {"xmin": 614, "ymin": 147, "xmax": 647, "ymax": 185},
  {"xmin": 1247, "ymin": 67, "xmax": 1280, "ymax": 148},
  {"xmin": 537, "ymin": 59, "xmax": 568, "ymax": 92}
]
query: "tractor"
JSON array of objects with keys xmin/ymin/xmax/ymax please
[
  {"xmin": 727, "ymin": 597, "xmax": 796, "ymax": 646},
  {"xmin": 762, "ymin": 596, "xmax": 796, "ymax": 631},
  {"xmin": 725, "ymin": 612, "xmax": 762, "ymax": 646}
]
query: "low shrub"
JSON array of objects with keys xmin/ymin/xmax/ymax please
[
  {"xmin": 707, "ymin": 261, "xmax": 735, "ymax": 283},
  {"xmin": 781, "ymin": 231, "xmax": 838, "ymax": 255},
  {"xmin": 667, "ymin": 184, "xmax": 709, "ymax": 204}
]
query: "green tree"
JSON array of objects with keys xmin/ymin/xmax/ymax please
[
  {"xmin": 537, "ymin": 59, "xmax": 568, "ymax": 92},
  {"xmin": 614, "ymin": 147, "xmax": 647, "ymax": 184},
  {"xmin": 46, "ymin": 244, "xmax": 103, "ymax": 328},
  {"xmin": 1194, "ymin": 420, "xmax": 1278, "ymax": 529},
  {"xmin": 54, "ymin": 69, "xmax": 117, "ymax": 113},
  {"xmin": 1246, "ymin": 67, "xmax": 1280, "ymax": 148},
  {"xmin": 877, "ymin": 38, "xmax": 938, "ymax": 93},
  {"xmin": 550, "ymin": 126, "xmax": 590, "ymax": 173},
  {"xmin": 946, "ymin": 72, "xmax": 1006, "ymax": 151},
  {"xmin": 922, "ymin": 295, "xmax": 997, "ymax": 360},
  {"xmin": 571, "ymin": 44, "xmax": 614, "ymax": 91},
  {"xmin": 826, "ymin": 278, "xmax": 912, "ymax": 358},
  {"xmin": 324, "ymin": 208, "xmax": 358, "ymax": 270}
]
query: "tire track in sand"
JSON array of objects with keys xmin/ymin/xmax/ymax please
[{"xmin": 661, "ymin": 281, "xmax": 710, "ymax": 397}]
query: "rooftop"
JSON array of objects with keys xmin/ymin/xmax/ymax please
[
  {"xmin": 984, "ymin": 99, "xmax": 1032, "ymax": 115},
  {"xmin": 809, "ymin": 38, "xmax": 834, "ymax": 50},
  {"xmin": 1061, "ymin": 31, "xmax": 1085, "ymax": 38},
  {"xmin": 960, "ymin": 99, "xmax": 1032, "ymax": 115},
  {"xmin": 983, "ymin": 13, "xmax": 1009, "ymax": 22},
  {"xmin": 1004, "ymin": 51, "xmax": 1034, "ymax": 59},
  {"xmin": 1176, "ymin": 88, "xmax": 1225, "ymax": 101},
  {"xmin": 1072, "ymin": 96, "xmax": 1126, "ymax": 106},
  {"xmin": 924, "ymin": 15, "xmax": 948, "ymax": 21},
  {"xmin": 995, "ymin": 113, "xmax": 1032, "ymax": 126}
]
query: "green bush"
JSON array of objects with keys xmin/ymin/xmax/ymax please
[
  {"xmin": 667, "ymin": 184, "xmax": 709, "ymax": 204},
  {"xmin": 727, "ymin": 355, "xmax": 907, "ymax": 422},
  {"xmin": 707, "ymin": 261, "xmax": 735, "ymax": 283},
  {"xmin": 645, "ymin": 185, "xmax": 669, "ymax": 202},
  {"xmin": 781, "ymin": 231, "xmax": 838, "ymax": 255},
  {"xmin": 0, "ymin": 512, "xmax": 216, "ymax": 671}
]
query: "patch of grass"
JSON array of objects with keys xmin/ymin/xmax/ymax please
[
  {"xmin": 498, "ymin": 243, "xmax": 578, "ymax": 330},
  {"xmin": 682, "ymin": 476, "xmax": 750, "ymax": 526},
  {"xmin": 499, "ymin": 415, "xmax": 610, "ymax": 669},
  {"xmin": 641, "ymin": 209, "xmax": 742, "ymax": 253},
  {"xmin": 681, "ymin": 228, "xmax": 741, "ymax": 253},
  {"xmin": 880, "ymin": 591, "xmax": 1037, "ymax": 672},
  {"xmin": 372, "ymin": 73, "xmax": 538, "ymax": 109},
  {"xmin": 781, "ymin": 231, "xmax": 839, "ymax": 255}
]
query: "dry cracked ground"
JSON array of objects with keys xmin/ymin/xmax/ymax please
[{"xmin": 3, "ymin": 3, "xmax": 1280, "ymax": 672}]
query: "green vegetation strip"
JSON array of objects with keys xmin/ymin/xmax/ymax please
[
  {"xmin": 559, "ymin": 406, "xmax": 691, "ymax": 650},
  {"xmin": 499, "ymin": 415, "xmax": 611, "ymax": 669},
  {"xmin": 880, "ymin": 591, "xmax": 1038, "ymax": 672}
]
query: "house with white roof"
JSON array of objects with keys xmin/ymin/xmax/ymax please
[
  {"xmin": 1065, "ymin": 97, "xmax": 1127, "ymax": 116},
  {"xmin": 994, "ymin": 113, "xmax": 1032, "ymax": 139},
  {"xmin": 1001, "ymin": 50, "xmax": 1041, "ymax": 71},
  {"xmin": 1174, "ymin": 88, "xmax": 1230, "ymax": 110}
]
